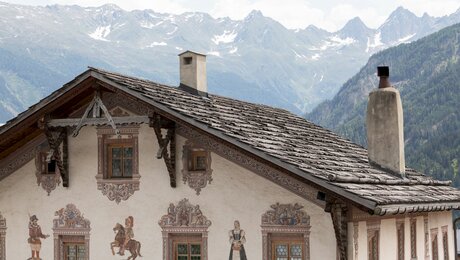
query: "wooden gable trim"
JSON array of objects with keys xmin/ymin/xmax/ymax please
[{"xmin": 0, "ymin": 134, "xmax": 46, "ymax": 181}]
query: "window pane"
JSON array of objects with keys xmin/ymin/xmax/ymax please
[
  {"xmin": 112, "ymin": 147, "xmax": 122, "ymax": 158},
  {"xmin": 177, "ymin": 244, "xmax": 188, "ymax": 254},
  {"xmin": 191, "ymin": 256, "xmax": 201, "ymax": 260},
  {"xmin": 178, "ymin": 256, "xmax": 188, "ymax": 260},
  {"xmin": 195, "ymin": 156, "xmax": 206, "ymax": 170},
  {"xmin": 123, "ymin": 159, "xmax": 133, "ymax": 177},
  {"xmin": 112, "ymin": 159, "xmax": 122, "ymax": 177},
  {"xmin": 191, "ymin": 244, "xmax": 201, "ymax": 254},
  {"xmin": 276, "ymin": 244, "xmax": 288, "ymax": 256},
  {"xmin": 124, "ymin": 147, "xmax": 133, "ymax": 158},
  {"xmin": 47, "ymin": 160, "xmax": 57, "ymax": 173},
  {"xmin": 290, "ymin": 244, "xmax": 302, "ymax": 256}
]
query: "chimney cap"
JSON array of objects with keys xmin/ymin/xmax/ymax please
[
  {"xmin": 377, "ymin": 66, "xmax": 389, "ymax": 77},
  {"xmin": 178, "ymin": 50, "xmax": 207, "ymax": 57}
]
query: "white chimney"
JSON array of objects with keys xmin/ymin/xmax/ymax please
[
  {"xmin": 366, "ymin": 66, "xmax": 405, "ymax": 176},
  {"xmin": 179, "ymin": 51, "xmax": 207, "ymax": 96}
]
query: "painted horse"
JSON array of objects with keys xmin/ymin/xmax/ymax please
[{"xmin": 110, "ymin": 223, "xmax": 142, "ymax": 260}]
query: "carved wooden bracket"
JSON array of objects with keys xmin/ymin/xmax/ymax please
[
  {"xmin": 72, "ymin": 91, "xmax": 119, "ymax": 137},
  {"xmin": 326, "ymin": 199, "xmax": 348, "ymax": 260},
  {"xmin": 39, "ymin": 117, "xmax": 69, "ymax": 188},
  {"xmin": 150, "ymin": 113, "xmax": 176, "ymax": 188}
]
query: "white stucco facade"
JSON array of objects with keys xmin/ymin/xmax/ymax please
[{"xmin": 0, "ymin": 124, "xmax": 337, "ymax": 259}]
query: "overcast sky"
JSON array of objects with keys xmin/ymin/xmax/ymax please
[{"xmin": 3, "ymin": 0, "xmax": 460, "ymax": 31}]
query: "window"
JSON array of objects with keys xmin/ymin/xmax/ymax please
[
  {"xmin": 107, "ymin": 143, "xmax": 134, "ymax": 178},
  {"xmin": 367, "ymin": 221, "xmax": 380, "ymax": 260},
  {"xmin": 35, "ymin": 149, "xmax": 61, "ymax": 195},
  {"xmin": 159, "ymin": 199, "xmax": 211, "ymax": 260},
  {"xmin": 261, "ymin": 203, "xmax": 311, "ymax": 260},
  {"xmin": 183, "ymin": 57, "xmax": 193, "ymax": 65},
  {"xmin": 397, "ymin": 220, "xmax": 404, "ymax": 260},
  {"xmin": 64, "ymin": 242, "xmax": 86, "ymax": 260},
  {"xmin": 38, "ymin": 152, "xmax": 57, "ymax": 174},
  {"xmin": 189, "ymin": 150, "xmax": 207, "ymax": 171},
  {"xmin": 182, "ymin": 141, "xmax": 212, "ymax": 195},
  {"xmin": 96, "ymin": 127, "xmax": 140, "ymax": 203},
  {"xmin": 174, "ymin": 240, "xmax": 202, "ymax": 260},
  {"xmin": 272, "ymin": 239, "xmax": 303, "ymax": 260},
  {"xmin": 442, "ymin": 226, "xmax": 449, "ymax": 260},
  {"xmin": 410, "ymin": 218, "xmax": 417, "ymax": 259},
  {"xmin": 431, "ymin": 228, "xmax": 439, "ymax": 260}
]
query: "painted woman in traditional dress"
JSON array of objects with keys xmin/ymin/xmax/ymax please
[{"xmin": 229, "ymin": 220, "xmax": 247, "ymax": 260}]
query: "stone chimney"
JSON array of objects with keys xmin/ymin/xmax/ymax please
[
  {"xmin": 366, "ymin": 66, "xmax": 405, "ymax": 176},
  {"xmin": 178, "ymin": 51, "xmax": 207, "ymax": 96}
]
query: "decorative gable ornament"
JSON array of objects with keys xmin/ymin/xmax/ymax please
[
  {"xmin": 159, "ymin": 198, "xmax": 211, "ymax": 228},
  {"xmin": 261, "ymin": 202, "xmax": 310, "ymax": 226},
  {"xmin": 53, "ymin": 204, "xmax": 90, "ymax": 229}
]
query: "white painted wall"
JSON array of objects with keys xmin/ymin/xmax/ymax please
[{"xmin": 0, "ymin": 124, "xmax": 337, "ymax": 259}]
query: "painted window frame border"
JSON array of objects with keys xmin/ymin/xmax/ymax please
[{"xmin": 96, "ymin": 126, "xmax": 140, "ymax": 203}]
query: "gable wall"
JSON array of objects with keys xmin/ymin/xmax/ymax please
[
  {"xmin": 0, "ymin": 124, "xmax": 336, "ymax": 259},
  {"xmin": 348, "ymin": 207, "xmax": 455, "ymax": 260}
]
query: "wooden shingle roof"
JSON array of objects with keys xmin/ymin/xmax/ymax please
[{"xmin": 2, "ymin": 67, "xmax": 460, "ymax": 215}]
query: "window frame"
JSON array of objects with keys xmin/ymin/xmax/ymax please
[
  {"xmin": 96, "ymin": 126, "xmax": 140, "ymax": 203},
  {"xmin": 106, "ymin": 141, "xmax": 134, "ymax": 179},
  {"xmin": 261, "ymin": 203, "xmax": 311, "ymax": 260},
  {"xmin": 182, "ymin": 140, "xmax": 212, "ymax": 195},
  {"xmin": 173, "ymin": 237, "xmax": 203, "ymax": 260},
  {"xmin": 53, "ymin": 204, "xmax": 90, "ymax": 260},
  {"xmin": 159, "ymin": 199, "xmax": 211, "ymax": 260},
  {"xmin": 271, "ymin": 236, "xmax": 304, "ymax": 260},
  {"xmin": 367, "ymin": 220, "xmax": 380, "ymax": 260}
]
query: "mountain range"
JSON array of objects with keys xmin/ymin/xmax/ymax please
[
  {"xmin": 306, "ymin": 23, "xmax": 460, "ymax": 185},
  {"xmin": 1, "ymin": 2, "xmax": 460, "ymax": 123}
]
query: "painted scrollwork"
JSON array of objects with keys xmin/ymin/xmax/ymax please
[
  {"xmin": 53, "ymin": 204, "xmax": 91, "ymax": 260},
  {"xmin": 0, "ymin": 212, "xmax": 6, "ymax": 260},
  {"xmin": 98, "ymin": 182, "xmax": 139, "ymax": 204},
  {"xmin": 182, "ymin": 140, "xmax": 212, "ymax": 195},
  {"xmin": 261, "ymin": 203, "xmax": 310, "ymax": 226},
  {"xmin": 159, "ymin": 198, "xmax": 211, "ymax": 228},
  {"xmin": 54, "ymin": 204, "xmax": 90, "ymax": 229}
]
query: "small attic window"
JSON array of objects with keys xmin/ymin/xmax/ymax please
[{"xmin": 183, "ymin": 57, "xmax": 193, "ymax": 65}]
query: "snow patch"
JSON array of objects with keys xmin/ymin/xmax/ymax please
[
  {"xmin": 89, "ymin": 25, "xmax": 111, "ymax": 41},
  {"xmin": 397, "ymin": 33, "xmax": 416, "ymax": 43},
  {"xmin": 212, "ymin": 30, "xmax": 237, "ymax": 45},
  {"xmin": 310, "ymin": 35, "xmax": 355, "ymax": 51},
  {"xmin": 207, "ymin": 51, "xmax": 220, "ymax": 57},
  {"xmin": 167, "ymin": 27, "xmax": 177, "ymax": 35},
  {"xmin": 320, "ymin": 75, "xmax": 324, "ymax": 82},
  {"xmin": 229, "ymin": 47, "xmax": 238, "ymax": 54},
  {"xmin": 311, "ymin": 54, "xmax": 321, "ymax": 60},
  {"xmin": 140, "ymin": 21, "xmax": 163, "ymax": 29},
  {"xmin": 15, "ymin": 16, "xmax": 24, "ymax": 19},
  {"xmin": 366, "ymin": 32, "xmax": 383, "ymax": 52},
  {"xmin": 175, "ymin": 47, "xmax": 183, "ymax": 50},
  {"xmin": 147, "ymin": 41, "xmax": 167, "ymax": 47}
]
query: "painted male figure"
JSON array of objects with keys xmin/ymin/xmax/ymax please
[
  {"xmin": 28, "ymin": 215, "xmax": 49, "ymax": 260},
  {"xmin": 119, "ymin": 216, "xmax": 134, "ymax": 256}
]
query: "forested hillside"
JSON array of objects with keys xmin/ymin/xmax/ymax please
[{"xmin": 307, "ymin": 23, "xmax": 460, "ymax": 186}]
